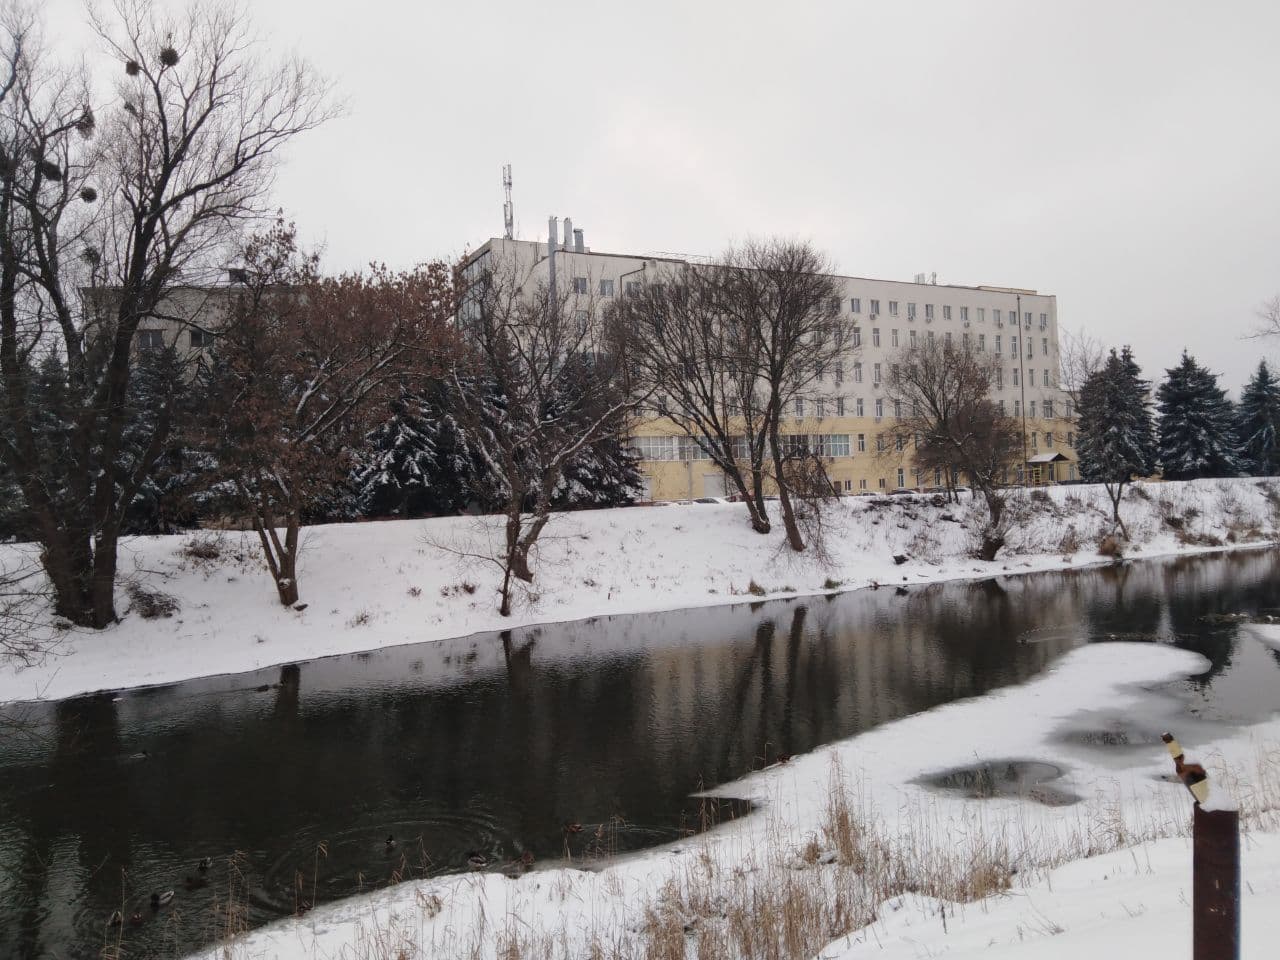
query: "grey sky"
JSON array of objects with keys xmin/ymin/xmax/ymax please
[{"xmin": 45, "ymin": 0, "xmax": 1280, "ymax": 395}]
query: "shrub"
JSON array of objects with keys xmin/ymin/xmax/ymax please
[
  {"xmin": 1097, "ymin": 534, "xmax": 1125, "ymax": 559},
  {"xmin": 1058, "ymin": 525, "xmax": 1081, "ymax": 555},
  {"xmin": 180, "ymin": 533, "xmax": 223, "ymax": 562},
  {"xmin": 823, "ymin": 578, "xmax": 842, "ymax": 590},
  {"xmin": 1128, "ymin": 484, "xmax": 1151, "ymax": 501},
  {"xmin": 747, "ymin": 580, "xmax": 767, "ymax": 597},
  {"xmin": 1030, "ymin": 488, "xmax": 1051, "ymax": 504},
  {"xmin": 126, "ymin": 583, "xmax": 179, "ymax": 619}
]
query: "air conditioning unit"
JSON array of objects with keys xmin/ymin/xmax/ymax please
[
  {"xmin": 925, "ymin": 317, "xmax": 932, "ymax": 324},
  {"xmin": 963, "ymin": 321, "xmax": 971, "ymax": 328},
  {"xmin": 869, "ymin": 313, "xmax": 878, "ymax": 321},
  {"xmin": 996, "ymin": 319, "xmax": 1004, "ymax": 328}
]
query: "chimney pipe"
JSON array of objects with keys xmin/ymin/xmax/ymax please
[
  {"xmin": 563, "ymin": 217, "xmax": 573, "ymax": 251},
  {"xmin": 548, "ymin": 216, "xmax": 558, "ymax": 299},
  {"xmin": 573, "ymin": 228, "xmax": 584, "ymax": 253}
]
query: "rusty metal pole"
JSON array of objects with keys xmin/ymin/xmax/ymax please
[
  {"xmin": 1162, "ymin": 733, "xmax": 1240, "ymax": 960},
  {"xmin": 1193, "ymin": 804, "xmax": 1240, "ymax": 960}
]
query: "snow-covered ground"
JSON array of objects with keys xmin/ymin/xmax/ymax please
[
  {"xmin": 183, "ymin": 639, "xmax": 1280, "ymax": 960},
  {"xmin": 1, "ymin": 477, "xmax": 1278, "ymax": 704}
]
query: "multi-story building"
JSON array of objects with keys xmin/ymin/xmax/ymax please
[{"xmin": 463, "ymin": 221, "xmax": 1077, "ymax": 501}]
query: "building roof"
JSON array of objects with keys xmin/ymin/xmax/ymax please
[{"xmin": 1027, "ymin": 452, "xmax": 1070, "ymax": 464}]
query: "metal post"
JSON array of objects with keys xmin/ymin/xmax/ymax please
[{"xmin": 1193, "ymin": 805, "xmax": 1240, "ymax": 960}]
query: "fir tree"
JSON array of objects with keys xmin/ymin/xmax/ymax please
[
  {"xmin": 1155, "ymin": 351, "xmax": 1241, "ymax": 480},
  {"xmin": 1236, "ymin": 360, "xmax": 1280, "ymax": 476},
  {"xmin": 351, "ymin": 387, "xmax": 476, "ymax": 518},
  {"xmin": 1076, "ymin": 346, "xmax": 1157, "ymax": 535},
  {"xmin": 554, "ymin": 434, "xmax": 644, "ymax": 509}
]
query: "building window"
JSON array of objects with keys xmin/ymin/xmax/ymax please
[
  {"xmin": 831, "ymin": 296, "xmax": 843, "ymax": 313},
  {"xmin": 853, "ymin": 362, "xmax": 863, "ymax": 383},
  {"xmin": 995, "ymin": 367, "xmax": 1003, "ymax": 390},
  {"xmin": 995, "ymin": 334, "xmax": 1002, "ymax": 354},
  {"xmin": 137, "ymin": 330, "xmax": 164, "ymax": 352},
  {"xmin": 1024, "ymin": 312, "xmax": 1033, "ymax": 326},
  {"xmin": 851, "ymin": 297, "xmax": 861, "ymax": 313},
  {"xmin": 680, "ymin": 438, "xmax": 711, "ymax": 460},
  {"xmin": 925, "ymin": 303, "xmax": 934, "ymax": 320},
  {"xmin": 944, "ymin": 331, "xmax": 952, "ymax": 349},
  {"xmin": 926, "ymin": 330, "xmax": 935, "ymax": 344},
  {"xmin": 1064, "ymin": 401, "xmax": 1074, "ymax": 420},
  {"xmin": 189, "ymin": 329, "xmax": 211, "ymax": 348},
  {"xmin": 844, "ymin": 479, "xmax": 852, "ymax": 492},
  {"xmin": 994, "ymin": 309, "xmax": 1002, "ymax": 325},
  {"xmin": 816, "ymin": 399, "xmax": 826, "ymax": 419},
  {"xmin": 1029, "ymin": 400, "xmax": 1037, "ymax": 418},
  {"xmin": 1010, "ymin": 336, "xmax": 1018, "ymax": 356},
  {"xmin": 1027, "ymin": 340, "xmax": 1033, "ymax": 359},
  {"xmin": 573, "ymin": 276, "xmax": 588, "ymax": 294},
  {"xmin": 1029, "ymin": 368, "xmax": 1037, "ymax": 386},
  {"xmin": 837, "ymin": 396, "xmax": 845, "ymax": 416},
  {"xmin": 575, "ymin": 310, "xmax": 589, "ymax": 335},
  {"xmin": 856, "ymin": 397, "xmax": 864, "ymax": 417},
  {"xmin": 860, "ymin": 478, "xmax": 867, "ymax": 490},
  {"xmin": 997, "ymin": 399, "xmax": 1006, "ymax": 415},
  {"xmin": 895, "ymin": 434, "xmax": 905, "ymax": 451},
  {"xmin": 598, "ymin": 279, "xmax": 614, "ymax": 296},
  {"xmin": 897, "ymin": 467, "xmax": 905, "ymax": 487},
  {"xmin": 1045, "ymin": 432, "xmax": 1054, "ymax": 448},
  {"xmin": 978, "ymin": 333, "xmax": 985, "ymax": 351},
  {"xmin": 894, "ymin": 399, "xmax": 902, "ymax": 420},
  {"xmin": 977, "ymin": 308, "xmax": 985, "ymax": 322},
  {"xmin": 943, "ymin": 305, "xmax": 952, "ymax": 320},
  {"xmin": 907, "ymin": 302, "xmax": 917, "ymax": 320},
  {"xmin": 879, "ymin": 478, "xmax": 887, "ymax": 489},
  {"xmin": 876, "ymin": 434, "xmax": 886, "ymax": 453},
  {"xmin": 870, "ymin": 299, "xmax": 880, "ymax": 315},
  {"xmin": 909, "ymin": 329, "xmax": 918, "ymax": 346},
  {"xmin": 794, "ymin": 398, "xmax": 805, "ymax": 417},
  {"xmin": 1044, "ymin": 399, "xmax": 1054, "ymax": 418},
  {"xmin": 873, "ymin": 363, "xmax": 881, "ymax": 386},
  {"xmin": 891, "ymin": 328, "xmax": 899, "ymax": 347},
  {"xmin": 1012, "ymin": 368, "xmax": 1019, "ymax": 386},
  {"xmin": 1040, "ymin": 313, "xmax": 1048, "ymax": 329},
  {"xmin": 625, "ymin": 281, "xmax": 642, "ymax": 298},
  {"xmin": 1067, "ymin": 431, "xmax": 1075, "ymax": 447},
  {"xmin": 835, "ymin": 361, "xmax": 844, "ymax": 383},
  {"xmin": 1014, "ymin": 399, "xmax": 1021, "ymax": 417},
  {"xmin": 857, "ymin": 433, "xmax": 866, "ymax": 452},
  {"xmin": 889, "ymin": 300, "xmax": 899, "ymax": 316},
  {"xmin": 632, "ymin": 436, "xmax": 678, "ymax": 461},
  {"xmin": 852, "ymin": 327, "xmax": 861, "ymax": 347},
  {"xmin": 826, "ymin": 434, "xmax": 851, "ymax": 457},
  {"xmin": 960, "ymin": 306, "xmax": 969, "ymax": 322},
  {"xmin": 872, "ymin": 328, "xmax": 881, "ymax": 348},
  {"xmin": 875, "ymin": 398, "xmax": 884, "ymax": 418}
]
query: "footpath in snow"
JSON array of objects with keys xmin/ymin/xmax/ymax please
[{"xmin": 2, "ymin": 477, "xmax": 1278, "ymax": 703}]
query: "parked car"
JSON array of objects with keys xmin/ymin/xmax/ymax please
[{"xmin": 694, "ymin": 497, "xmax": 729, "ymax": 504}]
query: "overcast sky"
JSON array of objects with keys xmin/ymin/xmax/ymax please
[{"xmin": 44, "ymin": 0, "xmax": 1280, "ymax": 395}]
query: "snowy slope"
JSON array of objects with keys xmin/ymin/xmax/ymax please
[{"xmin": 1, "ymin": 477, "xmax": 1277, "ymax": 703}]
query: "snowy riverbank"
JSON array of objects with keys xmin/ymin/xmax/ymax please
[
  {"xmin": 180, "ymin": 639, "xmax": 1280, "ymax": 960},
  {"xmin": 2, "ymin": 477, "xmax": 1278, "ymax": 704}
]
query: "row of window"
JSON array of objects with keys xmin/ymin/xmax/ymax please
[
  {"xmin": 846, "ymin": 299, "xmax": 1049, "ymax": 330},
  {"xmin": 848, "ymin": 327, "xmax": 1053, "ymax": 360},
  {"xmin": 137, "ymin": 329, "xmax": 212, "ymax": 351},
  {"xmin": 632, "ymin": 429, "xmax": 1072, "ymax": 462}
]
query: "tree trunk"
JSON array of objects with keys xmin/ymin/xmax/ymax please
[
  {"xmin": 976, "ymin": 487, "xmax": 1006, "ymax": 562},
  {"xmin": 90, "ymin": 532, "xmax": 120, "ymax": 627},
  {"xmin": 41, "ymin": 532, "xmax": 96, "ymax": 626},
  {"xmin": 767, "ymin": 425, "xmax": 805, "ymax": 552},
  {"xmin": 750, "ymin": 466, "xmax": 772, "ymax": 534}
]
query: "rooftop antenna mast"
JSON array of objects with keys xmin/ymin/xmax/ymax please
[{"xmin": 502, "ymin": 164, "xmax": 514, "ymax": 240}]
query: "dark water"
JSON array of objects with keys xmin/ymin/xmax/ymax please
[{"xmin": 1, "ymin": 549, "xmax": 1278, "ymax": 958}]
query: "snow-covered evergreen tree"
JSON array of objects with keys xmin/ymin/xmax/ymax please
[
  {"xmin": 554, "ymin": 435, "xmax": 644, "ymax": 509},
  {"xmin": 1236, "ymin": 360, "xmax": 1280, "ymax": 476},
  {"xmin": 1076, "ymin": 346, "xmax": 1157, "ymax": 534},
  {"xmin": 350, "ymin": 388, "xmax": 475, "ymax": 517},
  {"xmin": 1155, "ymin": 351, "xmax": 1241, "ymax": 480}
]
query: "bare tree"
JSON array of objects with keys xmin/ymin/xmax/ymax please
[
  {"xmin": 0, "ymin": 1, "xmax": 333, "ymax": 626},
  {"xmin": 606, "ymin": 266, "xmax": 774, "ymax": 533},
  {"xmin": 714, "ymin": 239, "xmax": 849, "ymax": 552},
  {"xmin": 1058, "ymin": 326, "xmax": 1105, "ymax": 423},
  {"xmin": 450, "ymin": 262, "xmax": 641, "ymax": 616},
  {"xmin": 1251, "ymin": 294, "xmax": 1280, "ymax": 340},
  {"xmin": 884, "ymin": 338, "xmax": 1022, "ymax": 560},
  {"xmin": 202, "ymin": 222, "xmax": 456, "ymax": 607}
]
